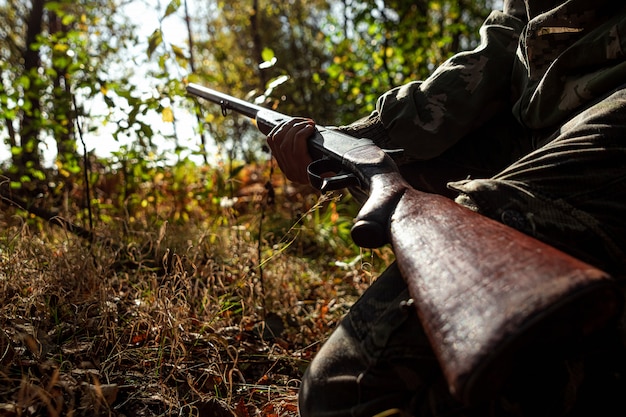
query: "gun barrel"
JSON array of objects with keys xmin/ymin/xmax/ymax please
[{"xmin": 186, "ymin": 83, "xmax": 265, "ymax": 119}]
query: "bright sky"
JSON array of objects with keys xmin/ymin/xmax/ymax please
[
  {"xmin": 3, "ymin": 0, "xmax": 208, "ymax": 167},
  {"xmin": 81, "ymin": 0, "xmax": 205, "ymax": 165}
]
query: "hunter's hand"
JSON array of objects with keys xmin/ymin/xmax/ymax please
[{"xmin": 267, "ymin": 117, "xmax": 315, "ymax": 184}]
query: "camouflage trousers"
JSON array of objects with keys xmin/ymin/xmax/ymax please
[{"xmin": 298, "ymin": 86, "xmax": 626, "ymax": 416}]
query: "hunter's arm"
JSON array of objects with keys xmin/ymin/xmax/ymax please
[{"xmin": 338, "ymin": 3, "xmax": 527, "ymax": 161}]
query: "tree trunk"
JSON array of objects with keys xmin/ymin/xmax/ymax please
[
  {"xmin": 250, "ymin": 0, "xmax": 267, "ymax": 89},
  {"xmin": 49, "ymin": 9, "xmax": 78, "ymax": 165},
  {"xmin": 17, "ymin": 0, "xmax": 45, "ymax": 172}
]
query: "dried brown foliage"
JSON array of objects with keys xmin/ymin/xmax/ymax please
[{"xmin": 0, "ymin": 163, "xmax": 393, "ymax": 416}]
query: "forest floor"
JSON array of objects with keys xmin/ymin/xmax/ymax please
[{"xmin": 0, "ymin": 163, "xmax": 394, "ymax": 416}]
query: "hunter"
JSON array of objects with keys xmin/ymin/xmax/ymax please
[{"xmin": 267, "ymin": 0, "xmax": 626, "ymax": 416}]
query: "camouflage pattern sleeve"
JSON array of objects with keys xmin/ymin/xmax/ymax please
[
  {"xmin": 339, "ymin": 0, "xmax": 626, "ymax": 161},
  {"xmin": 339, "ymin": 7, "xmax": 526, "ymax": 162},
  {"xmin": 376, "ymin": 10, "xmax": 526, "ymax": 160}
]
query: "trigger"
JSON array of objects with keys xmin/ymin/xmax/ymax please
[{"xmin": 320, "ymin": 172, "xmax": 360, "ymax": 192}]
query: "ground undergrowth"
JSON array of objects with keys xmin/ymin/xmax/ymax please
[{"xmin": 0, "ymin": 160, "xmax": 394, "ymax": 416}]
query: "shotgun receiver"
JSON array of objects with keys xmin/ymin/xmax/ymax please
[{"xmin": 187, "ymin": 83, "xmax": 623, "ymax": 405}]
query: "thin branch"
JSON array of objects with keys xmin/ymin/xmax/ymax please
[
  {"xmin": 0, "ymin": 179, "xmax": 119, "ymax": 251},
  {"xmin": 183, "ymin": 0, "xmax": 209, "ymax": 165},
  {"xmin": 72, "ymin": 92, "xmax": 94, "ymax": 234}
]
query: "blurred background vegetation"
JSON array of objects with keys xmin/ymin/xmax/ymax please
[
  {"xmin": 0, "ymin": 0, "xmax": 495, "ymax": 415},
  {"xmin": 1, "ymin": 0, "xmax": 495, "ymax": 175}
]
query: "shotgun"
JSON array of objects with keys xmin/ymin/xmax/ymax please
[{"xmin": 186, "ymin": 82, "xmax": 623, "ymax": 405}]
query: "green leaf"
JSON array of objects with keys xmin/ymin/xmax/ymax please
[
  {"xmin": 18, "ymin": 75, "xmax": 31, "ymax": 90},
  {"xmin": 103, "ymin": 95, "xmax": 115, "ymax": 107},
  {"xmin": 45, "ymin": 2, "xmax": 61, "ymax": 12},
  {"xmin": 4, "ymin": 109, "xmax": 16, "ymax": 120},
  {"xmin": 147, "ymin": 29, "xmax": 163, "ymax": 58},
  {"xmin": 261, "ymin": 47, "xmax": 274, "ymax": 63},
  {"xmin": 67, "ymin": 164, "xmax": 81, "ymax": 174},
  {"xmin": 61, "ymin": 14, "xmax": 76, "ymax": 25},
  {"xmin": 31, "ymin": 169, "xmax": 46, "ymax": 181},
  {"xmin": 170, "ymin": 44, "xmax": 186, "ymax": 60},
  {"xmin": 163, "ymin": 0, "xmax": 181, "ymax": 19},
  {"xmin": 228, "ymin": 165, "xmax": 245, "ymax": 180}
]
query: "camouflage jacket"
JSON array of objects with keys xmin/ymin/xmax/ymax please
[{"xmin": 341, "ymin": 0, "xmax": 626, "ymax": 161}]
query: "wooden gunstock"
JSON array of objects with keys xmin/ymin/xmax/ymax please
[{"xmin": 389, "ymin": 188, "xmax": 623, "ymax": 405}]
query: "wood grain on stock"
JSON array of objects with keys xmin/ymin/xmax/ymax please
[{"xmin": 389, "ymin": 189, "xmax": 623, "ymax": 405}]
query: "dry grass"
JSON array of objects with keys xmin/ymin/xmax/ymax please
[{"xmin": 0, "ymin": 164, "xmax": 394, "ymax": 416}]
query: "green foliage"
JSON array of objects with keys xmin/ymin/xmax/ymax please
[
  {"xmin": 1, "ymin": 0, "xmax": 493, "ymax": 176},
  {"xmin": 318, "ymin": 0, "xmax": 494, "ymax": 122},
  {"xmin": 177, "ymin": 0, "xmax": 495, "ymax": 138},
  {"xmin": 0, "ymin": 0, "xmax": 139, "ymax": 183}
]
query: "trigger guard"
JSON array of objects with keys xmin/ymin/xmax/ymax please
[{"xmin": 307, "ymin": 159, "xmax": 339, "ymax": 190}]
